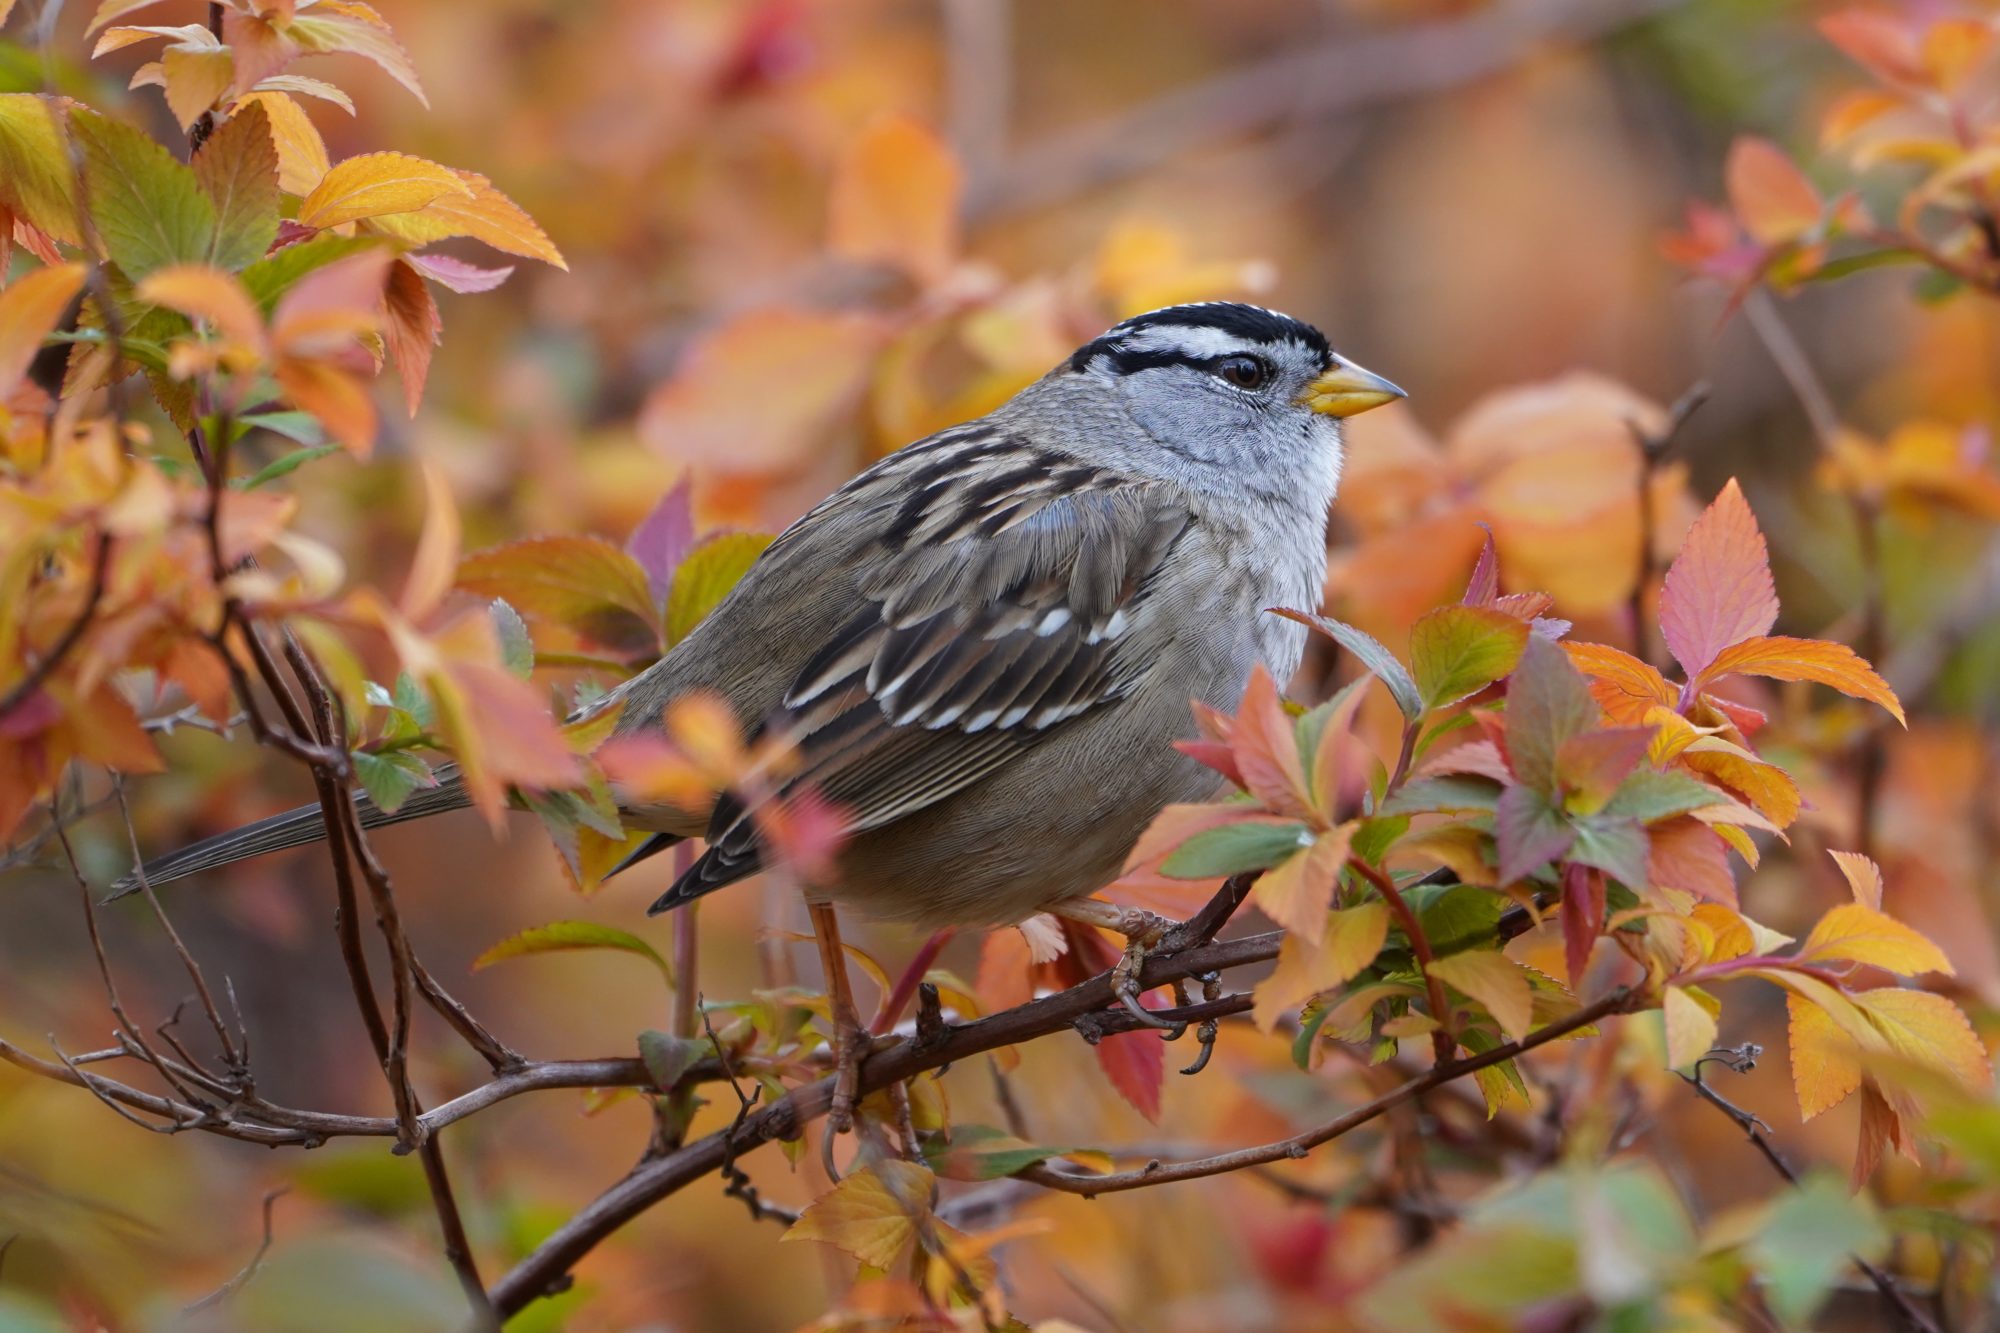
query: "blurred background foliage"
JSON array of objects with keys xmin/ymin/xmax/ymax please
[{"xmin": 4, "ymin": 0, "xmax": 2000, "ymax": 1328}]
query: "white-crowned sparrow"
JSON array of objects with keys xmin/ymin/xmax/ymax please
[{"xmin": 125, "ymin": 302, "xmax": 1403, "ymax": 935}]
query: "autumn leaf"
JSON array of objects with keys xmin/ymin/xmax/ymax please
[
  {"xmin": 1564, "ymin": 641, "xmax": 1675, "ymax": 724},
  {"xmin": 1797, "ymin": 902, "xmax": 1954, "ymax": 977},
  {"xmin": 1662, "ymin": 984, "xmax": 1720, "ymax": 1070},
  {"xmin": 1726, "ymin": 137, "xmax": 1823, "ymax": 246},
  {"xmin": 1228, "ymin": 665, "xmax": 1314, "ymax": 820},
  {"xmin": 1503, "ymin": 634, "xmax": 1601, "ymax": 794},
  {"xmin": 71, "ymin": 107, "xmax": 218, "ymax": 278},
  {"xmin": 828, "ymin": 115, "xmax": 962, "ymax": 284},
  {"xmin": 1251, "ymin": 898, "xmax": 1391, "ymax": 1031},
  {"xmin": 1429, "ymin": 949, "xmax": 1534, "ymax": 1042},
  {"xmin": 472, "ymin": 921, "xmax": 670, "ymax": 980},
  {"xmin": 383, "ymin": 256, "xmax": 441, "ymax": 416},
  {"xmin": 1251, "ymin": 824, "xmax": 1351, "ymax": 941},
  {"xmin": 1410, "ymin": 603, "xmax": 1530, "ymax": 711},
  {"xmin": 296, "ymin": 152, "xmax": 472, "ymax": 230},
  {"xmin": 0, "ymin": 262, "xmax": 86, "ymax": 398},
  {"xmin": 1699, "ymin": 635, "xmax": 1904, "ymax": 724},
  {"xmin": 364, "ymin": 169, "xmax": 565, "ymax": 268},
  {"xmin": 1657, "ymin": 479, "xmax": 1778, "ymax": 680},
  {"xmin": 457, "ymin": 537, "xmax": 659, "ymax": 658},
  {"xmin": 193, "ymin": 99, "xmax": 282, "ymax": 270},
  {"xmin": 1828, "ymin": 850, "xmax": 1883, "ymax": 909},
  {"xmin": 665, "ymin": 532, "xmax": 772, "ymax": 646}
]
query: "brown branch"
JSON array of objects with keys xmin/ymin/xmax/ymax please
[
  {"xmin": 1021, "ymin": 986, "xmax": 1637, "ymax": 1197},
  {"xmin": 1349, "ymin": 859, "xmax": 1455, "ymax": 1064},
  {"xmin": 1682, "ymin": 1049, "xmax": 1941, "ymax": 1333}
]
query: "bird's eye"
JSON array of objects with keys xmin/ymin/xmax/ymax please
[{"xmin": 1215, "ymin": 355, "xmax": 1269, "ymax": 390}]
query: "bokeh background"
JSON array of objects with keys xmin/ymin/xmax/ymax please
[{"xmin": 4, "ymin": 0, "xmax": 1999, "ymax": 1328}]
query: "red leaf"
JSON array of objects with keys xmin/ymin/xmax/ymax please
[
  {"xmin": 625, "ymin": 478, "xmax": 696, "ymax": 607},
  {"xmin": 383, "ymin": 257, "xmax": 440, "ymax": 417},
  {"xmin": 1172, "ymin": 738, "xmax": 1244, "ymax": 787},
  {"xmin": 1658, "ymin": 478, "xmax": 1778, "ymax": 679},
  {"xmin": 1725, "ymin": 138, "xmax": 1823, "ymax": 246},
  {"xmin": 1462, "ymin": 528, "xmax": 1499, "ymax": 605},
  {"xmin": 1229, "ymin": 665, "xmax": 1313, "ymax": 819},
  {"xmin": 1647, "ymin": 817, "xmax": 1738, "ymax": 906},
  {"xmin": 1560, "ymin": 864, "xmax": 1605, "ymax": 989},
  {"xmin": 1094, "ymin": 1016, "xmax": 1165, "ymax": 1122}
]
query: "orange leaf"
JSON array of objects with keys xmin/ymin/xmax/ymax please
[
  {"xmin": 1726, "ymin": 138, "xmax": 1822, "ymax": 245},
  {"xmin": 273, "ymin": 357, "xmax": 375, "ymax": 456},
  {"xmin": 382, "ymin": 256, "xmax": 439, "ymax": 417},
  {"xmin": 1250, "ymin": 824, "xmax": 1351, "ymax": 941},
  {"xmin": 1800, "ymin": 902, "xmax": 1954, "ymax": 978},
  {"xmin": 135, "ymin": 263, "xmax": 265, "ymax": 349},
  {"xmin": 1680, "ymin": 739, "xmax": 1801, "ymax": 828},
  {"xmin": 1648, "ymin": 818, "xmax": 1737, "ymax": 905},
  {"xmin": 1788, "ymin": 992, "xmax": 1863, "ymax": 1119},
  {"xmin": 639, "ymin": 309, "xmax": 883, "ymax": 477},
  {"xmin": 1231, "ymin": 664, "xmax": 1313, "ymax": 820},
  {"xmin": 295, "ymin": 151, "xmax": 471, "ymax": 230},
  {"xmin": 1658, "ymin": 478, "xmax": 1778, "ymax": 678},
  {"xmin": 1921, "ymin": 18, "xmax": 1995, "ymax": 94},
  {"xmin": 0, "ymin": 262, "xmax": 86, "ymax": 398},
  {"xmin": 828, "ymin": 115, "xmax": 962, "ymax": 285},
  {"xmin": 1124, "ymin": 801, "xmax": 1269, "ymax": 872},
  {"xmin": 1818, "ymin": 9, "xmax": 1926, "ymax": 87},
  {"xmin": 1854, "ymin": 988, "xmax": 1992, "ymax": 1094},
  {"xmin": 1701, "ymin": 634, "xmax": 1904, "ymax": 724},
  {"xmin": 1251, "ymin": 898, "xmax": 1389, "ymax": 1032},
  {"xmin": 1562, "ymin": 644, "xmax": 1675, "ymax": 725}
]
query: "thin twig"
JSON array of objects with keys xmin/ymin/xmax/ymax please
[
  {"xmin": 1681, "ymin": 1046, "xmax": 1942, "ymax": 1333},
  {"xmin": 184, "ymin": 1188, "xmax": 287, "ymax": 1313},
  {"xmin": 1350, "ymin": 859, "xmax": 1455, "ymax": 1064}
]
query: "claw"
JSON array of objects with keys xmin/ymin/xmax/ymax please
[
  {"xmin": 819, "ymin": 1012, "xmax": 863, "ymax": 1182},
  {"xmin": 1177, "ymin": 968, "xmax": 1226, "ymax": 1076},
  {"xmin": 1111, "ymin": 929, "xmax": 1184, "ymax": 1034}
]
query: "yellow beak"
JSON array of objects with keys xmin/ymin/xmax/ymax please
[{"xmin": 1297, "ymin": 356, "xmax": 1407, "ymax": 418}]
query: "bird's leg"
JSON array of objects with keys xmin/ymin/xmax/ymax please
[
  {"xmin": 1047, "ymin": 896, "xmax": 1184, "ymax": 1034},
  {"xmin": 808, "ymin": 901, "xmax": 866, "ymax": 1173}
]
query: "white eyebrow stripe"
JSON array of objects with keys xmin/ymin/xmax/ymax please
[{"xmin": 1115, "ymin": 326, "xmax": 1254, "ymax": 360}]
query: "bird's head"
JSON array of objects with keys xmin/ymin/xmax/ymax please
[{"xmin": 1062, "ymin": 301, "xmax": 1403, "ymax": 494}]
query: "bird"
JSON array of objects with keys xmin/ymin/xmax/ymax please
[{"xmin": 119, "ymin": 301, "xmax": 1402, "ymax": 1132}]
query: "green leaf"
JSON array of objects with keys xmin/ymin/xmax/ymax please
[
  {"xmin": 665, "ymin": 532, "xmax": 772, "ymax": 646},
  {"xmin": 637, "ymin": 1029, "xmax": 709, "ymax": 1092},
  {"xmin": 1600, "ymin": 769, "xmax": 1719, "ymax": 824},
  {"xmin": 241, "ymin": 233, "xmax": 383, "ymax": 312},
  {"xmin": 192, "ymin": 98, "xmax": 280, "ymax": 270},
  {"xmin": 1408, "ymin": 882, "xmax": 1505, "ymax": 958},
  {"xmin": 1292, "ymin": 999, "xmax": 1333, "ymax": 1069},
  {"xmin": 1350, "ymin": 814, "xmax": 1408, "ymax": 866},
  {"xmin": 1569, "ymin": 815, "xmax": 1649, "ymax": 887},
  {"xmin": 472, "ymin": 921, "xmax": 670, "ymax": 980},
  {"xmin": 1504, "ymin": 636, "xmax": 1601, "ymax": 794},
  {"xmin": 240, "ymin": 409, "xmax": 327, "ymax": 446},
  {"xmin": 70, "ymin": 108, "xmax": 217, "ymax": 278},
  {"xmin": 352, "ymin": 748, "xmax": 433, "ymax": 815},
  {"xmin": 924, "ymin": 1124, "xmax": 1091, "ymax": 1182},
  {"xmin": 391, "ymin": 671, "xmax": 435, "ymax": 730},
  {"xmin": 234, "ymin": 444, "xmax": 339, "ymax": 489},
  {"xmin": 1159, "ymin": 820, "xmax": 1311, "ymax": 878},
  {"xmin": 1458, "ymin": 1027, "xmax": 1529, "ymax": 1116},
  {"xmin": 1749, "ymin": 1173, "xmax": 1886, "ymax": 1325},
  {"xmin": 1277, "ymin": 610, "xmax": 1422, "ymax": 720},
  {"xmin": 491, "ymin": 598, "xmax": 534, "ymax": 678},
  {"xmin": 1496, "ymin": 784, "xmax": 1575, "ymax": 884},
  {"xmin": 1379, "ymin": 775, "xmax": 1502, "ymax": 817},
  {"xmin": 1410, "ymin": 604, "xmax": 1530, "ymax": 711}
]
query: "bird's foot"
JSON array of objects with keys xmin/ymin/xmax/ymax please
[
  {"xmin": 1178, "ymin": 969, "xmax": 1224, "ymax": 1076},
  {"xmin": 819, "ymin": 994, "xmax": 867, "ymax": 1181},
  {"xmin": 1048, "ymin": 898, "xmax": 1186, "ymax": 1035}
]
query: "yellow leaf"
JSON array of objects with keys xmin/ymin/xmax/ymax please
[
  {"xmin": 296, "ymin": 151, "xmax": 472, "ymax": 229},
  {"xmin": 829, "ymin": 115, "xmax": 962, "ymax": 284},
  {"xmin": 1853, "ymin": 989, "xmax": 1992, "ymax": 1096},
  {"xmin": 0, "ymin": 262, "xmax": 86, "ymax": 398},
  {"xmin": 1250, "ymin": 898, "xmax": 1389, "ymax": 1032},
  {"xmin": 0, "ymin": 94, "xmax": 83, "ymax": 244},
  {"xmin": 665, "ymin": 532, "xmax": 772, "ymax": 646},
  {"xmin": 237, "ymin": 91, "xmax": 329, "ymax": 196},
  {"xmin": 783, "ymin": 1160, "xmax": 936, "ymax": 1270},
  {"xmin": 1788, "ymin": 992, "xmax": 1863, "ymax": 1119},
  {"xmin": 161, "ymin": 43, "xmax": 232, "ymax": 129},
  {"xmin": 365, "ymin": 169, "xmax": 565, "ymax": 268},
  {"xmin": 1662, "ymin": 985, "xmax": 1719, "ymax": 1070},
  {"xmin": 1428, "ymin": 949, "xmax": 1534, "ymax": 1042},
  {"xmin": 1251, "ymin": 825, "xmax": 1351, "ymax": 941},
  {"xmin": 1800, "ymin": 902, "xmax": 1954, "ymax": 978},
  {"xmin": 1828, "ymin": 850, "xmax": 1883, "ymax": 910}
]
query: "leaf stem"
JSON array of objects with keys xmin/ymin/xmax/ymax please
[{"xmin": 1350, "ymin": 857, "xmax": 1455, "ymax": 1064}]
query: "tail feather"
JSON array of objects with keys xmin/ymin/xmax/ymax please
[{"xmin": 108, "ymin": 768, "xmax": 472, "ymax": 900}]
